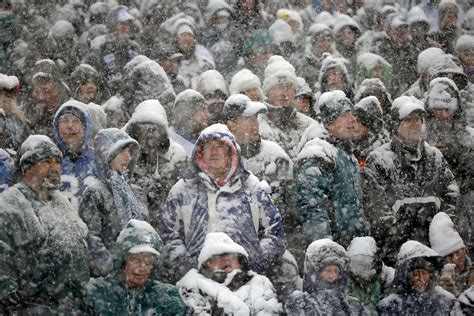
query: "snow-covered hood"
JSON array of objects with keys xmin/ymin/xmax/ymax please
[
  {"xmin": 196, "ymin": 70, "xmax": 228, "ymax": 98},
  {"xmin": 269, "ymin": 19, "xmax": 295, "ymax": 45},
  {"xmin": 425, "ymin": 77, "xmax": 462, "ymax": 118},
  {"xmin": 53, "ymin": 100, "xmax": 93, "ymax": 154},
  {"xmin": 93, "ymin": 128, "xmax": 139, "ymax": 178},
  {"xmin": 197, "ymin": 232, "xmax": 249, "ymax": 269},
  {"xmin": 428, "ymin": 55, "xmax": 468, "ymax": 90},
  {"xmin": 318, "ymin": 56, "xmax": 351, "ymax": 94}
]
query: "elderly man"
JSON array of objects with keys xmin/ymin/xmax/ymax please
[
  {"xmin": 160, "ymin": 124, "xmax": 285, "ymax": 283},
  {"xmin": 363, "ymin": 96, "xmax": 459, "ymax": 265},
  {"xmin": 0, "ymin": 135, "xmax": 89, "ymax": 314}
]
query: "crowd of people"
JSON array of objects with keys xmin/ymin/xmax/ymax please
[{"xmin": 0, "ymin": 0, "xmax": 473, "ymax": 314}]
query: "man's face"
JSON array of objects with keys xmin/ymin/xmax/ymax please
[
  {"xmin": 409, "ymin": 268, "xmax": 430, "ymax": 293},
  {"xmin": 296, "ymin": 96, "xmax": 311, "ymax": 113},
  {"xmin": 267, "ymin": 83, "xmax": 295, "ymax": 108},
  {"xmin": 320, "ymin": 264, "xmax": 341, "ymax": 284},
  {"xmin": 201, "ymin": 139, "xmax": 230, "ymax": 178},
  {"xmin": 326, "ymin": 111, "xmax": 356, "ymax": 140},
  {"xmin": 79, "ymin": 80, "xmax": 98, "ymax": 103},
  {"xmin": 389, "ymin": 26, "xmax": 408, "ymax": 43},
  {"xmin": 251, "ymin": 46, "xmax": 273, "ymax": 72},
  {"xmin": 206, "ymin": 254, "xmax": 241, "ymax": 273},
  {"xmin": 445, "ymin": 248, "xmax": 467, "ymax": 273},
  {"xmin": 32, "ymin": 81, "xmax": 60, "ymax": 113},
  {"xmin": 133, "ymin": 124, "xmax": 167, "ymax": 152},
  {"xmin": 313, "ymin": 36, "xmax": 333, "ymax": 55},
  {"xmin": 410, "ymin": 23, "xmax": 428, "ymax": 39},
  {"xmin": 338, "ymin": 27, "xmax": 356, "ymax": 48},
  {"xmin": 431, "ymin": 108, "xmax": 455, "ymax": 122},
  {"xmin": 459, "ymin": 50, "xmax": 474, "ymax": 74},
  {"xmin": 26, "ymin": 156, "xmax": 62, "ymax": 192},
  {"xmin": 109, "ymin": 147, "xmax": 133, "ymax": 173},
  {"xmin": 326, "ymin": 69, "xmax": 344, "ymax": 91},
  {"xmin": 227, "ymin": 115, "xmax": 260, "ymax": 145},
  {"xmin": 123, "ymin": 252, "xmax": 157, "ymax": 288},
  {"xmin": 352, "ymin": 121, "xmax": 369, "ymax": 141},
  {"xmin": 287, "ymin": 20, "xmax": 301, "ymax": 33},
  {"xmin": 440, "ymin": 11, "xmax": 458, "ymax": 31},
  {"xmin": 397, "ymin": 112, "xmax": 423, "ymax": 146},
  {"xmin": 58, "ymin": 114, "xmax": 85, "ymax": 153},
  {"xmin": 188, "ymin": 105, "xmax": 209, "ymax": 135},
  {"xmin": 177, "ymin": 33, "xmax": 195, "ymax": 54},
  {"xmin": 160, "ymin": 59, "xmax": 178, "ymax": 75},
  {"xmin": 243, "ymin": 88, "xmax": 262, "ymax": 101},
  {"xmin": 116, "ymin": 21, "xmax": 131, "ymax": 38}
]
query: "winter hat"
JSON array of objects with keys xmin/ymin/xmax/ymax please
[
  {"xmin": 390, "ymin": 96, "xmax": 425, "ymax": 133},
  {"xmin": 229, "ymin": 69, "xmax": 263, "ymax": 97},
  {"xmin": 242, "ymin": 29, "xmax": 275, "ymax": 57},
  {"xmin": 19, "ymin": 135, "xmax": 62, "ymax": 172},
  {"xmin": 172, "ymin": 89, "xmax": 207, "ymax": 127},
  {"xmin": 126, "ymin": 99, "xmax": 169, "ymax": 129},
  {"xmin": 296, "ymin": 77, "xmax": 312, "ymax": 98},
  {"xmin": 347, "ymin": 237, "xmax": 379, "ymax": 280},
  {"xmin": 386, "ymin": 15, "xmax": 408, "ymax": 32},
  {"xmin": 308, "ymin": 23, "xmax": 333, "ymax": 41},
  {"xmin": 116, "ymin": 219, "xmax": 163, "ymax": 257},
  {"xmin": 318, "ymin": 55, "xmax": 350, "ymax": 91},
  {"xmin": 269, "ymin": 19, "xmax": 295, "ymax": 46},
  {"xmin": 50, "ymin": 20, "xmax": 75, "ymax": 40},
  {"xmin": 205, "ymin": 0, "xmax": 233, "ymax": 22},
  {"xmin": 174, "ymin": 18, "xmax": 195, "ymax": 36},
  {"xmin": 426, "ymin": 77, "xmax": 460, "ymax": 111},
  {"xmin": 439, "ymin": 0, "xmax": 459, "ymax": 19},
  {"xmin": 429, "ymin": 212, "xmax": 465, "ymax": 257},
  {"xmin": 407, "ymin": 6, "xmax": 430, "ymax": 30},
  {"xmin": 198, "ymin": 232, "xmax": 249, "ymax": 269},
  {"xmin": 456, "ymin": 34, "xmax": 474, "ymax": 55},
  {"xmin": 306, "ymin": 239, "xmax": 349, "ymax": 272},
  {"xmin": 262, "ymin": 55, "xmax": 297, "ymax": 95},
  {"xmin": 354, "ymin": 78, "xmax": 392, "ymax": 111},
  {"xmin": 277, "ymin": 9, "xmax": 303, "ymax": 31},
  {"xmin": 55, "ymin": 100, "xmax": 88, "ymax": 127},
  {"xmin": 417, "ymin": 47, "xmax": 445, "ymax": 75},
  {"xmin": 94, "ymin": 128, "xmax": 139, "ymax": 167},
  {"xmin": 397, "ymin": 240, "xmax": 441, "ymax": 264},
  {"xmin": 196, "ymin": 70, "xmax": 228, "ymax": 102},
  {"xmin": 353, "ymin": 96, "xmax": 384, "ymax": 133},
  {"xmin": 0, "ymin": 74, "xmax": 19, "ymax": 94},
  {"xmin": 333, "ymin": 14, "xmax": 361, "ymax": 38},
  {"xmin": 222, "ymin": 94, "xmax": 267, "ymax": 121},
  {"xmin": 428, "ymin": 54, "xmax": 468, "ymax": 90},
  {"xmin": 318, "ymin": 90, "xmax": 353, "ymax": 126}
]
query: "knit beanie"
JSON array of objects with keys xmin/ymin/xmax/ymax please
[
  {"xmin": 353, "ymin": 96, "xmax": 384, "ymax": 133},
  {"xmin": 229, "ymin": 69, "xmax": 262, "ymax": 97},
  {"xmin": 429, "ymin": 212, "xmax": 465, "ymax": 256},
  {"xmin": 262, "ymin": 55, "xmax": 297, "ymax": 95},
  {"xmin": 198, "ymin": 232, "xmax": 249, "ymax": 269},
  {"xmin": 172, "ymin": 89, "xmax": 207, "ymax": 127},
  {"xmin": 20, "ymin": 135, "xmax": 62, "ymax": 172},
  {"xmin": 318, "ymin": 90, "xmax": 353, "ymax": 126},
  {"xmin": 426, "ymin": 77, "xmax": 460, "ymax": 111}
]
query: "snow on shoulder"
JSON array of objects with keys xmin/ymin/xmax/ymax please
[{"xmin": 296, "ymin": 136, "xmax": 337, "ymax": 165}]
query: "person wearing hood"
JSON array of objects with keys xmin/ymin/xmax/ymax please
[
  {"xmin": 23, "ymin": 59, "xmax": 71, "ymax": 138},
  {"xmin": 403, "ymin": 47, "xmax": 446, "ymax": 99},
  {"xmin": 355, "ymin": 52, "xmax": 393, "ymax": 96},
  {"xmin": 295, "ymin": 76, "xmax": 317, "ymax": 118},
  {"xmin": 315, "ymin": 55, "xmax": 355, "ymax": 102},
  {"xmin": 352, "ymin": 96, "xmax": 390, "ymax": 168},
  {"xmin": 374, "ymin": 15, "xmax": 418, "ymax": 97},
  {"xmin": 90, "ymin": 5, "xmax": 140, "ymax": 94},
  {"xmin": 456, "ymin": 34, "xmax": 474, "ymax": 89},
  {"xmin": 52, "ymin": 100, "xmax": 97, "ymax": 209},
  {"xmin": 334, "ymin": 15, "xmax": 362, "ymax": 80},
  {"xmin": 354, "ymin": 78, "xmax": 393, "ymax": 126},
  {"xmin": 86, "ymin": 219, "xmax": 187, "ymax": 315},
  {"xmin": 269, "ymin": 19, "xmax": 297, "ymax": 61},
  {"xmin": 125, "ymin": 100, "xmax": 187, "ymax": 229},
  {"xmin": 285, "ymin": 239, "xmax": 369, "ymax": 315},
  {"xmin": 0, "ymin": 73, "xmax": 28, "ymax": 151},
  {"xmin": 196, "ymin": 69, "xmax": 229, "ymax": 125},
  {"xmin": 346, "ymin": 236, "xmax": 386, "ymax": 313},
  {"xmin": 363, "ymin": 96, "xmax": 459, "ymax": 266},
  {"xmin": 79, "ymin": 128, "xmax": 148, "ymax": 277},
  {"xmin": 377, "ymin": 240, "xmax": 459, "ymax": 314},
  {"xmin": 0, "ymin": 135, "xmax": 89, "ymax": 314},
  {"xmin": 169, "ymin": 89, "xmax": 210, "ymax": 156},
  {"xmin": 177, "ymin": 232, "xmax": 282, "ymax": 315},
  {"xmin": 431, "ymin": 0, "xmax": 462, "ymax": 54},
  {"xmin": 429, "ymin": 212, "xmax": 474, "ymax": 297},
  {"xmin": 159, "ymin": 124, "xmax": 285, "ymax": 283},
  {"xmin": 49, "ymin": 19, "xmax": 80, "ymax": 76},
  {"xmin": 259, "ymin": 55, "xmax": 317, "ymax": 159},
  {"xmin": 174, "ymin": 18, "xmax": 215, "ymax": 90},
  {"xmin": 292, "ymin": 23, "xmax": 341, "ymax": 89},
  {"xmin": 70, "ymin": 63, "xmax": 110, "ymax": 105},
  {"xmin": 153, "ymin": 44, "xmax": 187, "ymax": 95},
  {"xmin": 241, "ymin": 29, "xmax": 276, "ymax": 81},
  {"xmin": 407, "ymin": 6, "xmax": 442, "ymax": 57},
  {"xmin": 229, "ymin": 68, "xmax": 265, "ymax": 102},
  {"xmin": 293, "ymin": 91, "xmax": 369, "ymax": 266}
]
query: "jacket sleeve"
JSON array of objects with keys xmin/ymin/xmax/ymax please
[{"xmin": 0, "ymin": 210, "xmax": 20, "ymax": 308}]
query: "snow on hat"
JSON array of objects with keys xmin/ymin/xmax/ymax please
[
  {"xmin": 397, "ymin": 240, "xmax": 440, "ymax": 264},
  {"xmin": 116, "ymin": 219, "xmax": 163, "ymax": 257},
  {"xmin": 262, "ymin": 55, "xmax": 297, "ymax": 95},
  {"xmin": 172, "ymin": 89, "xmax": 207, "ymax": 127},
  {"xmin": 0, "ymin": 74, "xmax": 19, "ymax": 91},
  {"xmin": 439, "ymin": 0, "xmax": 459, "ymax": 18},
  {"xmin": 306, "ymin": 238, "xmax": 349, "ymax": 271},
  {"xmin": 174, "ymin": 18, "xmax": 195, "ymax": 36},
  {"xmin": 308, "ymin": 23, "xmax": 333, "ymax": 40},
  {"xmin": 417, "ymin": 47, "xmax": 445, "ymax": 75},
  {"xmin": 222, "ymin": 94, "xmax": 267, "ymax": 121},
  {"xmin": 318, "ymin": 90, "xmax": 353, "ymax": 126},
  {"xmin": 314, "ymin": 12, "xmax": 335, "ymax": 28},
  {"xmin": 353, "ymin": 96, "xmax": 384, "ymax": 133},
  {"xmin": 458, "ymin": 287, "xmax": 474, "ymax": 307},
  {"xmin": 116, "ymin": 8, "xmax": 134, "ymax": 22},
  {"xmin": 389, "ymin": 96, "xmax": 425, "ymax": 133},
  {"xmin": 348, "ymin": 237, "xmax": 378, "ymax": 257},
  {"xmin": 20, "ymin": 135, "xmax": 62, "ymax": 172},
  {"xmin": 198, "ymin": 232, "xmax": 249, "ymax": 269},
  {"xmin": 277, "ymin": 9, "xmax": 303, "ymax": 30},
  {"xmin": 127, "ymin": 99, "xmax": 168, "ymax": 128},
  {"xmin": 456, "ymin": 34, "xmax": 474, "ymax": 54},
  {"xmin": 347, "ymin": 236, "xmax": 379, "ymax": 279},
  {"xmin": 196, "ymin": 70, "xmax": 228, "ymax": 100},
  {"xmin": 407, "ymin": 6, "xmax": 430, "ymax": 28},
  {"xmin": 296, "ymin": 77, "xmax": 312, "ymax": 98},
  {"xmin": 426, "ymin": 77, "xmax": 459, "ymax": 111},
  {"xmin": 205, "ymin": 0, "xmax": 233, "ymax": 21},
  {"xmin": 50, "ymin": 20, "xmax": 75, "ymax": 40},
  {"xmin": 242, "ymin": 29, "xmax": 274, "ymax": 57},
  {"xmin": 229, "ymin": 69, "xmax": 263, "ymax": 97},
  {"xmin": 387, "ymin": 15, "xmax": 408, "ymax": 31},
  {"xmin": 269, "ymin": 19, "xmax": 295, "ymax": 46},
  {"xmin": 429, "ymin": 212, "xmax": 465, "ymax": 256},
  {"xmin": 428, "ymin": 54, "xmax": 468, "ymax": 90},
  {"xmin": 333, "ymin": 14, "xmax": 361, "ymax": 37}
]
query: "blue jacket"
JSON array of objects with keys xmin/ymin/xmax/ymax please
[
  {"xmin": 159, "ymin": 125, "xmax": 285, "ymax": 282},
  {"xmin": 294, "ymin": 137, "xmax": 369, "ymax": 250},
  {"xmin": 53, "ymin": 100, "xmax": 98, "ymax": 208}
]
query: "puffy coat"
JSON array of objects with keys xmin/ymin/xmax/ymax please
[
  {"xmin": 0, "ymin": 182, "xmax": 90, "ymax": 314},
  {"xmin": 53, "ymin": 100, "xmax": 98, "ymax": 209},
  {"xmin": 285, "ymin": 239, "xmax": 369, "ymax": 315},
  {"xmin": 79, "ymin": 128, "xmax": 148, "ymax": 276},
  {"xmin": 86, "ymin": 220, "xmax": 187, "ymax": 315},
  {"xmin": 377, "ymin": 240, "xmax": 459, "ymax": 315},
  {"xmin": 159, "ymin": 124, "xmax": 285, "ymax": 281},
  {"xmin": 294, "ymin": 136, "xmax": 370, "ymax": 255}
]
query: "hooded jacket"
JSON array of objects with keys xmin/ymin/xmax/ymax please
[
  {"xmin": 53, "ymin": 100, "xmax": 98, "ymax": 209},
  {"xmin": 79, "ymin": 128, "xmax": 148, "ymax": 276},
  {"xmin": 285, "ymin": 239, "xmax": 369, "ymax": 315},
  {"xmin": 86, "ymin": 220, "xmax": 187, "ymax": 315},
  {"xmin": 70, "ymin": 63, "xmax": 111, "ymax": 104},
  {"xmin": 378, "ymin": 240, "xmax": 458, "ymax": 315},
  {"xmin": 159, "ymin": 124, "xmax": 285, "ymax": 282},
  {"xmin": 363, "ymin": 98, "xmax": 459, "ymax": 265}
]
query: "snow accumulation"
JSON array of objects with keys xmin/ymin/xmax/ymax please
[
  {"xmin": 392, "ymin": 96, "xmax": 424, "ymax": 119},
  {"xmin": 197, "ymin": 70, "xmax": 228, "ymax": 95},
  {"xmin": 197, "ymin": 232, "xmax": 249, "ymax": 268},
  {"xmin": 397, "ymin": 240, "xmax": 440, "ymax": 263},
  {"xmin": 0, "ymin": 74, "xmax": 19, "ymax": 90},
  {"xmin": 357, "ymin": 52, "xmax": 390, "ymax": 70},
  {"xmin": 129, "ymin": 100, "xmax": 169, "ymax": 127},
  {"xmin": 297, "ymin": 137, "xmax": 337, "ymax": 164},
  {"xmin": 347, "ymin": 236, "xmax": 377, "ymax": 257},
  {"xmin": 229, "ymin": 69, "xmax": 262, "ymax": 95}
]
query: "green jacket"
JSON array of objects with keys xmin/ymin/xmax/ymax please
[{"xmin": 346, "ymin": 275, "xmax": 382, "ymax": 313}]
